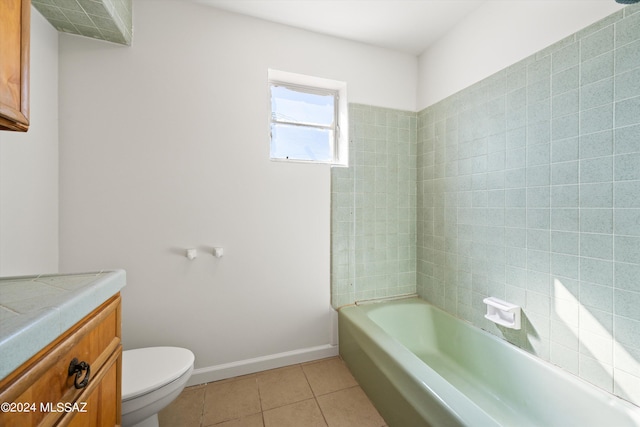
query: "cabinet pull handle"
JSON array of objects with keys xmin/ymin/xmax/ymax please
[{"xmin": 68, "ymin": 358, "xmax": 91, "ymax": 389}]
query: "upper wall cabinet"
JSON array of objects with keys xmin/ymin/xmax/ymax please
[{"xmin": 0, "ymin": 0, "xmax": 30, "ymax": 132}]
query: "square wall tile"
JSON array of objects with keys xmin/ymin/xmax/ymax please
[
  {"xmin": 580, "ymin": 233, "xmax": 613, "ymax": 260},
  {"xmin": 582, "ymin": 52, "xmax": 615, "ymax": 86},
  {"xmin": 615, "ymin": 235, "xmax": 640, "ymax": 264},
  {"xmin": 614, "ymin": 369, "xmax": 640, "ymax": 406},
  {"xmin": 615, "ymin": 68, "xmax": 640, "ymax": 101},
  {"xmin": 615, "ymin": 40, "xmax": 640, "ymax": 74},
  {"xmin": 580, "ymin": 183, "xmax": 613, "ymax": 208},
  {"xmin": 580, "ymin": 257, "xmax": 613, "ymax": 286},
  {"xmin": 580, "ymin": 209, "xmax": 613, "ymax": 234},
  {"xmin": 579, "ymin": 355, "xmax": 613, "ymax": 392},
  {"xmin": 615, "ymin": 181, "xmax": 640, "ymax": 208},
  {"xmin": 615, "ymin": 289, "xmax": 640, "ymax": 322},
  {"xmin": 615, "ymin": 96, "xmax": 640, "ymax": 128},
  {"xmin": 614, "ymin": 209, "xmax": 640, "ymax": 236},
  {"xmin": 551, "ymin": 208, "xmax": 579, "ymax": 232},
  {"xmin": 616, "ymin": 11, "xmax": 640, "ymax": 46},
  {"xmin": 580, "ymin": 131, "xmax": 613, "ymax": 159},
  {"xmin": 615, "ymin": 262, "xmax": 640, "ymax": 292},
  {"xmin": 580, "ymin": 26, "xmax": 614, "ymax": 62}
]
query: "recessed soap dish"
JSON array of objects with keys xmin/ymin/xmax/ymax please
[{"xmin": 483, "ymin": 297, "xmax": 521, "ymax": 330}]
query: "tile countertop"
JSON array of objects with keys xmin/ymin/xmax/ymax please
[{"xmin": 0, "ymin": 270, "xmax": 126, "ymax": 380}]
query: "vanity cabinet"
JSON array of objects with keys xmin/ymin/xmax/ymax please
[
  {"xmin": 0, "ymin": 0, "xmax": 30, "ymax": 132},
  {"xmin": 0, "ymin": 294, "xmax": 122, "ymax": 426}
]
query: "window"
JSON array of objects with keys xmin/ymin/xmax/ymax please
[
  {"xmin": 269, "ymin": 70, "xmax": 348, "ymax": 166},
  {"xmin": 270, "ymin": 83, "xmax": 337, "ymax": 163}
]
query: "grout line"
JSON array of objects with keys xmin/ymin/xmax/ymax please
[
  {"xmin": 256, "ymin": 374, "xmax": 264, "ymax": 414},
  {"xmin": 611, "ymin": 14, "xmax": 619, "ymax": 393},
  {"xmin": 301, "ymin": 359, "xmax": 330, "ymax": 426},
  {"xmin": 575, "ymin": 24, "xmax": 584, "ymax": 380},
  {"xmin": 199, "ymin": 384, "xmax": 206, "ymax": 427}
]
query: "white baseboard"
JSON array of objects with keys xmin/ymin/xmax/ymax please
[{"xmin": 186, "ymin": 344, "xmax": 339, "ymax": 387}]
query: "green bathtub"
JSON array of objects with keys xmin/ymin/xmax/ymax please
[{"xmin": 339, "ymin": 297, "xmax": 640, "ymax": 427}]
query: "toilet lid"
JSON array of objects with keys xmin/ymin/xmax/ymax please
[{"xmin": 122, "ymin": 347, "xmax": 195, "ymax": 401}]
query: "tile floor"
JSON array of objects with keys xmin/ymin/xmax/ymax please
[{"xmin": 158, "ymin": 357, "xmax": 387, "ymax": 427}]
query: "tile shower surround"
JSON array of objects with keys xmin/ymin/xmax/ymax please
[
  {"xmin": 331, "ymin": 5, "xmax": 640, "ymax": 406},
  {"xmin": 331, "ymin": 105, "xmax": 417, "ymax": 308}
]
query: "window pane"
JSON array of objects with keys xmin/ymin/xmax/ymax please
[
  {"xmin": 271, "ymin": 123, "xmax": 333, "ymax": 162},
  {"xmin": 271, "ymin": 85, "xmax": 334, "ymax": 127}
]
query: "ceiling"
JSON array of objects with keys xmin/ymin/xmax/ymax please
[{"xmin": 193, "ymin": 0, "xmax": 487, "ymax": 55}]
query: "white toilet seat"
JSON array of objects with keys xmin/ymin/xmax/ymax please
[{"xmin": 122, "ymin": 347, "xmax": 195, "ymax": 401}]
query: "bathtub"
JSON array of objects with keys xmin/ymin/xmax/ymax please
[{"xmin": 339, "ymin": 297, "xmax": 640, "ymax": 427}]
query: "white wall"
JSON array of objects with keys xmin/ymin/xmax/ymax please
[
  {"xmin": 58, "ymin": 0, "xmax": 416, "ymax": 382},
  {"xmin": 417, "ymin": 1, "xmax": 624, "ymax": 110},
  {"xmin": 0, "ymin": 9, "xmax": 58, "ymax": 276}
]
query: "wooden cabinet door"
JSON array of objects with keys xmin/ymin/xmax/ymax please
[
  {"xmin": 60, "ymin": 348, "xmax": 122, "ymax": 427},
  {"xmin": 0, "ymin": 0, "xmax": 30, "ymax": 132}
]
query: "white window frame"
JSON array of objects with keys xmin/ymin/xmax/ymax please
[{"xmin": 268, "ymin": 69, "xmax": 348, "ymax": 166}]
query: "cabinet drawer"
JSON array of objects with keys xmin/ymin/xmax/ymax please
[{"xmin": 0, "ymin": 295, "xmax": 121, "ymax": 427}]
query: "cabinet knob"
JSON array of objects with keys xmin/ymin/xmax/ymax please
[{"xmin": 68, "ymin": 358, "xmax": 91, "ymax": 389}]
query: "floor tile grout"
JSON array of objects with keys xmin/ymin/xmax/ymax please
[
  {"xmin": 160, "ymin": 356, "xmax": 386, "ymax": 427},
  {"xmin": 300, "ymin": 363, "xmax": 331, "ymax": 427},
  {"xmin": 256, "ymin": 373, "xmax": 265, "ymax": 426}
]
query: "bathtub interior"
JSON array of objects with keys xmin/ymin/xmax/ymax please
[
  {"xmin": 339, "ymin": 304, "xmax": 475, "ymax": 427},
  {"xmin": 355, "ymin": 298, "xmax": 640, "ymax": 427}
]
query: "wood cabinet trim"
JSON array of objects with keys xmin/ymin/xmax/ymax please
[{"xmin": 0, "ymin": 0, "xmax": 30, "ymax": 132}]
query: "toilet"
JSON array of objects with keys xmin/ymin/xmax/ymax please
[{"xmin": 122, "ymin": 347, "xmax": 195, "ymax": 427}]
